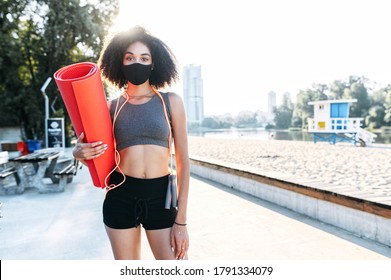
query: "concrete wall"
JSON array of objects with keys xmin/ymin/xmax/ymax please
[{"xmin": 189, "ymin": 158, "xmax": 391, "ymax": 247}]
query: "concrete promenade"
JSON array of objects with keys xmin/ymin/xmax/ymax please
[{"xmin": 0, "ymin": 163, "xmax": 390, "ymax": 260}]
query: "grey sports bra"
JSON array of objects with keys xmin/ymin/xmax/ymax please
[{"xmin": 109, "ymin": 92, "xmax": 172, "ymax": 151}]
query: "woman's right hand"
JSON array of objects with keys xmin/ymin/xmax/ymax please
[{"xmin": 72, "ymin": 132, "xmax": 107, "ymax": 162}]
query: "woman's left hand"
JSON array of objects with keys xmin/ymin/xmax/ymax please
[{"xmin": 171, "ymin": 223, "xmax": 189, "ymax": 260}]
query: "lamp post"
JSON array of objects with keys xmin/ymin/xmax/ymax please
[{"xmin": 40, "ymin": 77, "xmax": 52, "ymax": 148}]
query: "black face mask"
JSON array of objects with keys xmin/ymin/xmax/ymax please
[{"xmin": 122, "ymin": 63, "xmax": 152, "ymax": 85}]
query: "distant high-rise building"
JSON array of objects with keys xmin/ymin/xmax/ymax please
[
  {"xmin": 183, "ymin": 64, "xmax": 204, "ymax": 126},
  {"xmin": 283, "ymin": 91, "xmax": 292, "ymax": 103},
  {"xmin": 267, "ymin": 91, "xmax": 276, "ymax": 121}
]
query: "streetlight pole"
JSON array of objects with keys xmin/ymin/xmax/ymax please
[{"xmin": 40, "ymin": 77, "xmax": 52, "ymax": 148}]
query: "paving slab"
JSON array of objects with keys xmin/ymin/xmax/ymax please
[{"xmin": 0, "ymin": 165, "xmax": 390, "ymax": 260}]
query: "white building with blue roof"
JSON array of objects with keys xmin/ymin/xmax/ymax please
[{"xmin": 307, "ymin": 99, "xmax": 376, "ymax": 146}]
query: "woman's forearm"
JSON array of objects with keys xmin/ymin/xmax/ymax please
[{"xmin": 175, "ymin": 157, "xmax": 190, "ymax": 223}]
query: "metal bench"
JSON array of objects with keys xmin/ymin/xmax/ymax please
[
  {"xmin": 9, "ymin": 150, "xmax": 61, "ymax": 194},
  {"xmin": 45, "ymin": 157, "xmax": 74, "ymax": 184},
  {"xmin": 0, "ymin": 167, "xmax": 19, "ymax": 181},
  {"xmin": 0, "ymin": 152, "xmax": 22, "ymax": 195},
  {"xmin": 52, "ymin": 160, "xmax": 80, "ymax": 192}
]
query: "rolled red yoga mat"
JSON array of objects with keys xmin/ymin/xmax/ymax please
[{"xmin": 54, "ymin": 62, "xmax": 115, "ymax": 188}]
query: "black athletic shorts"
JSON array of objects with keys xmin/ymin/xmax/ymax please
[{"xmin": 103, "ymin": 171, "xmax": 177, "ymax": 230}]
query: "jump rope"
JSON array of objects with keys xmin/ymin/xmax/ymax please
[{"xmin": 103, "ymin": 87, "xmax": 176, "ymax": 205}]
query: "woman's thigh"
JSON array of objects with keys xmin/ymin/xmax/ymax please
[
  {"xmin": 105, "ymin": 225, "xmax": 141, "ymax": 260},
  {"xmin": 146, "ymin": 228, "xmax": 175, "ymax": 260},
  {"xmin": 146, "ymin": 228, "xmax": 188, "ymax": 260}
]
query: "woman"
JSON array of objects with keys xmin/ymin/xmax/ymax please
[{"xmin": 72, "ymin": 26, "xmax": 190, "ymax": 260}]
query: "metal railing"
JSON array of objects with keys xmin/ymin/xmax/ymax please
[{"xmin": 308, "ymin": 117, "xmax": 363, "ymax": 132}]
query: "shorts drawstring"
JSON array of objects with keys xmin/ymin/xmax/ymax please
[{"xmin": 134, "ymin": 198, "xmax": 148, "ymax": 227}]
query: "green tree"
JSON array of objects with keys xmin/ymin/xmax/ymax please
[
  {"xmin": 0, "ymin": 0, "xmax": 30, "ymax": 129},
  {"xmin": 365, "ymin": 105, "xmax": 385, "ymax": 129},
  {"xmin": 342, "ymin": 76, "xmax": 370, "ymax": 120},
  {"xmin": 235, "ymin": 111, "xmax": 257, "ymax": 127},
  {"xmin": 291, "ymin": 83, "xmax": 328, "ymax": 129},
  {"xmin": 273, "ymin": 93, "xmax": 293, "ymax": 129},
  {"xmin": 329, "ymin": 80, "xmax": 347, "ymax": 100},
  {"xmin": 202, "ymin": 117, "xmax": 219, "ymax": 129},
  {"xmin": 273, "ymin": 107, "xmax": 292, "ymax": 129},
  {"xmin": 371, "ymin": 87, "xmax": 386, "ymax": 107},
  {"xmin": 217, "ymin": 114, "xmax": 234, "ymax": 128},
  {"xmin": 384, "ymin": 86, "xmax": 391, "ymax": 125},
  {"xmin": 201, "ymin": 114, "xmax": 234, "ymax": 129},
  {"xmin": 0, "ymin": 0, "xmax": 119, "ymax": 141},
  {"xmin": 365, "ymin": 85, "xmax": 391, "ymax": 128}
]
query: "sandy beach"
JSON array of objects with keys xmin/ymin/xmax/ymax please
[{"xmin": 188, "ymin": 136, "xmax": 391, "ymax": 199}]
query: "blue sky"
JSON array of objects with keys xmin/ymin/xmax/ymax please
[{"xmin": 114, "ymin": 0, "xmax": 391, "ymax": 115}]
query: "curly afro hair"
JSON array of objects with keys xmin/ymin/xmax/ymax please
[{"xmin": 98, "ymin": 26, "xmax": 178, "ymax": 89}]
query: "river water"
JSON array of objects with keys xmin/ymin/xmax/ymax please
[{"xmin": 189, "ymin": 128, "xmax": 391, "ymax": 144}]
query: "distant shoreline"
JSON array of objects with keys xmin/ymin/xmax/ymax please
[
  {"xmin": 188, "ymin": 136, "xmax": 391, "ymax": 198},
  {"xmin": 188, "ymin": 127, "xmax": 391, "ymax": 145}
]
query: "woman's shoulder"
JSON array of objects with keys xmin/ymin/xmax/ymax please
[
  {"xmin": 161, "ymin": 91, "xmax": 182, "ymax": 103},
  {"xmin": 161, "ymin": 92, "xmax": 185, "ymax": 114}
]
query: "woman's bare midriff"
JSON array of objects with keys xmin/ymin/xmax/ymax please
[{"xmin": 117, "ymin": 144, "xmax": 170, "ymax": 179}]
